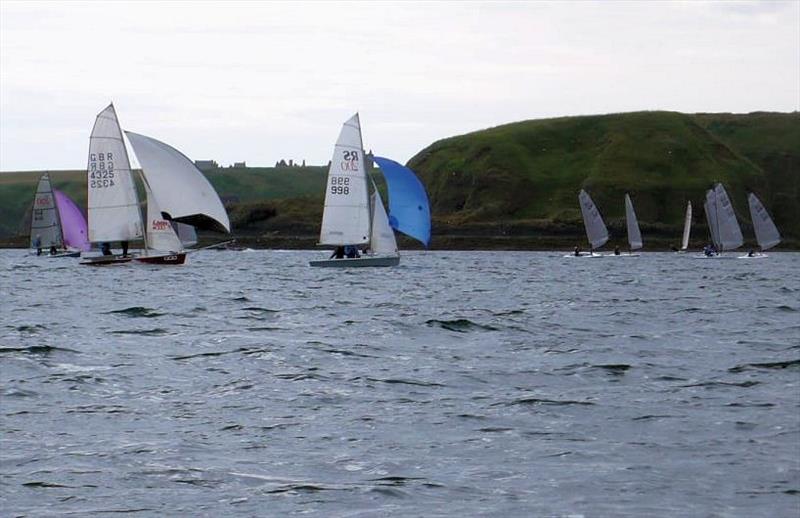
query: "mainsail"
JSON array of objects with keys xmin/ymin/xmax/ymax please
[
  {"xmin": 53, "ymin": 190, "xmax": 91, "ymax": 251},
  {"xmin": 624, "ymin": 193, "xmax": 642, "ymax": 251},
  {"xmin": 143, "ymin": 180, "xmax": 184, "ymax": 253},
  {"xmin": 704, "ymin": 189, "xmax": 721, "ymax": 250},
  {"xmin": 747, "ymin": 193, "xmax": 781, "ymax": 251},
  {"xmin": 680, "ymin": 201, "xmax": 692, "ymax": 251},
  {"xmin": 371, "ymin": 156, "xmax": 431, "ymax": 247},
  {"xmin": 30, "ymin": 173, "xmax": 63, "ymax": 249},
  {"xmin": 713, "ymin": 183, "xmax": 743, "ymax": 251},
  {"xmin": 125, "ymin": 131, "xmax": 230, "ymax": 233},
  {"xmin": 318, "ymin": 114, "xmax": 371, "ymax": 246},
  {"xmin": 578, "ymin": 190, "xmax": 609, "ymax": 250},
  {"xmin": 369, "ymin": 191, "xmax": 398, "ymax": 255},
  {"xmin": 87, "ymin": 104, "xmax": 143, "ymax": 243}
]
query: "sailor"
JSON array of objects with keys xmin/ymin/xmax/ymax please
[
  {"xmin": 330, "ymin": 246, "xmax": 345, "ymax": 259},
  {"xmin": 33, "ymin": 234, "xmax": 42, "ymax": 256},
  {"xmin": 49, "ymin": 245, "xmax": 58, "ymax": 255},
  {"xmin": 573, "ymin": 246, "xmax": 581, "ymax": 257},
  {"xmin": 614, "ymin": 246, "xmax": 621, "ymax": 256},
  {"xmin": 121, "ymin": 241, "xmax": 129, "ymax": 257},
  {"xmin": 345, "ymin": 245, "xmax": 359, "ymax": 259},
  {"xmin": 747, "ymin": 249, "xmax": 755, "ymax": 257},
  {"xmin": 101, "ymin": 242, "xmax": 112, "ymax": 256}
]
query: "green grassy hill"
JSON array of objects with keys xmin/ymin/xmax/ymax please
[{"xmin": 2, "ymin": 111, "xmax": 797, "ymax": 248}]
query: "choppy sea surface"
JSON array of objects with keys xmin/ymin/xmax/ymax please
[{"xmin": 1, "ymin": 249, "xmax": 798, "ymax": 517}]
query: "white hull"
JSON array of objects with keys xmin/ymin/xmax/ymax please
[
  {"xmin": 738, "ymin": 253, "xmax": 768, "ymax": 259},
  {"xmin": 309, "ymin": 255, "xmax": 400, "ymax": 268},
  {"xmin": 563, "ymin": 252, "xmax": 603, "ymax": 258}
]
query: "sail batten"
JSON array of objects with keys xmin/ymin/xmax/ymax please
[
  {"xmin": 747, "ymin": 193, "xmax": 780, "ymax": 251},
  {"xmin": 125, "ymin": 131, "xmax": 230, "ymax": 233},
  {"xmin": 578, "ymin": 190, "xmax": 609, "ymax": 250},
  {"xmin": 318, "ymin": 114, "xmax": 371, "ymax": 246},
  {"xmin": 624, "ymin": 194, "xmax": 643, "ymax": 251}
]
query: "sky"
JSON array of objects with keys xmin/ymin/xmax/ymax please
[{"xmin": 1, "ymin": 0, "xmax": 798, "ymax": 171}]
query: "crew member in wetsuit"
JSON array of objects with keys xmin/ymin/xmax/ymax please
[
  {"xmin": 614, "ymin": 246, "xmax": 621, "ymax": 256},
  {"xmin": 574, "ymin": 246, "xmax": 581, "ymax": 257},
  {"xmin": 121, "ymin": 241, "xmax": 129, "ymax": 257},
  {"xmin": 101, "ymin": 242, "xmax": 112, "ymax": 256},
  {"xmin": 330, "ymin": 246, "xmax": 345, "ymax": 259}
]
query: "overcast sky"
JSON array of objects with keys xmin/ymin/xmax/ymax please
[{"xmin": 1, "ymin": 0, "xmax": 798, "ymax": 171}]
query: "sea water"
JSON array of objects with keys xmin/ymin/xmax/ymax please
[{"xmin": 1, "ymin": 250, "xmax": 798, "ymax": 517}]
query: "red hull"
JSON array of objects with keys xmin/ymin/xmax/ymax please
[{"xmin": 135, "ymin": 253, "xmax": 187, "ymax": 265}]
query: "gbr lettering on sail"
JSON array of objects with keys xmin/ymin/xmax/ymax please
[{"xmin": 88, "ymin": 152, "xmax": 116, "ymax": 189}]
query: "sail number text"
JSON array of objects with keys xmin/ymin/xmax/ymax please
[
  {"xmin": 89, "ymin": 152, "xmax": 116, "ymax": 188},
  {"xmin": 330, "ymin": 176, "xmax": 350, "ymax": 195}
]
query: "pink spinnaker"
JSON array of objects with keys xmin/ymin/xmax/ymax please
[{"xmin": 54, "ymin": 190, "xmax": 91, "ymax": 251}]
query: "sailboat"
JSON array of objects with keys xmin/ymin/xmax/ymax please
[
  {"xmin": 678, "ymin": 201, "xmax": 692, "ymax": 252},
  {"xmin": 29, "ymin": 173, "xmax": 91, "ymax": 258},
  {"xmin": 310, "ymin": 114, "xmax": 430, "ymax": 267},
  {"xmin": 740, "ymin": 193, "xmax": 780, "ymax": 258},
  {"xmin": 700, "ymin": 183, "xmax": 743, "ymax": 258},
  {"xmin": 568, "ymin": 189, "xmax": 608, "ymax": 257},
  {"xmin": 81, "ymin": 103, "xmax": 229, "ymax": 266},
  {"xmin": 623, "ymin": 193, "xmax": 642, "ymax": 256}
]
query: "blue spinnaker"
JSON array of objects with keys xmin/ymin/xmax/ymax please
[{"xmin": 372, "ymin": 156, "xmax": 431, "ymax": 247}]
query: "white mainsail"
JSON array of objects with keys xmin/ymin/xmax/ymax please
[
  {"xmin": 369, "ymin": 191, "xmax": 398, "ymax": 256},
  {"xmin": 680, "ymin": 201, "xmax": 692, "ymax": 251},
  {"xmin": 125, "ymin": 131, "xmax": 230, "ymax": 233},
  {"xmin": 87, "ymin": 104, "xmax": 143, "ymax": 243},
  {"xmin": 578, "ymin": 189, "xmax": 609, "ymax": 250},
  {"xmin": 713, "ymin": 183, "xmax": 743, "ymax": 251},
  {"xmin": 30, "ymin": 173, "xmax": 63, "ymax": 249},
  {"xmin": 747, "ymin": 193, "xmax": 780, "ymax": 251},
  {"xmin": 624, "ymin": 193, "xmax": 642, "ymax": 251},
  {"xmin": 704, "ymin": 190, "xmax": 721, "ymax": 250},
  {"xmin": 318, "ymin": 114, "xmax": 371, "ymax": 246},
  {"xmin": 143, "ymin": 180, "xmax": 183, "ymax": 253}
]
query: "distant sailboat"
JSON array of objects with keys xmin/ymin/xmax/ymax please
[
  {"xmin": 570, "ymin": 189, "xmax": 608, "ymax": 257},
  {"xmin": 29, "ymin": 173, "xmax": 65, "ymax": 256},
  {"xmin": 624, "ymin": 193, "xmax": 642, "ymax": 256},
  {"xmin": 701, "ymin": 183, "xmax": 743, "ymax": 258},
  {"xmin": 310, "ymin": 114, "xmax": 430, "ymax": 267},
  {"xmin": 679, "ymin": 201, "xmax": 692, "ymax": 252},
  {"xmin": 741, "ymin": 193, "xmax": 780, "ymax": 258}
]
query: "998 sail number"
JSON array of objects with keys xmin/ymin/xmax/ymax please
[{"xmin": 330, "ymin": 176, "xmax": 350, "ymax": 195}]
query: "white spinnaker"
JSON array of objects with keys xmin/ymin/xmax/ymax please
[
  {"xmin": 748, "ymin": 193, "xmax": 781, "ymax": 251},
  {"xmin": 87, "ymin": 104, "xmax": 143, "ymax": 243},
  {"xmin": 713, "ymin": 184, "xmax": 743, "ymax": 251},
  {"xmin": 319, "ymin": 114, "xmax": 371, "ymax": 246},
  {"xmin": 578, "ymin": 190, "xmax": 609, "ymax": 250},
  {"xmin": 681, "ymin": 201, "xmax": 692, "ymax": 251},
  {"xmin": 143, "ymin": 181, "xmax": 184, "ymax": 253},
  {"xmin": 624, "ymin": 194, "xmax": 643, "ymax": 250},
  {"xmin": 369, "ymin": 191, "xmax": 398, "ymax": 255},
  {"xmin": 704, "ymin": 190, "xmax": 721, "ymax": 250},
  {"xmin": 125, "ymin": 131, "xmax": 230, "ymax": 233},
  {"xmin": 30, "ymin": 173, "xmax": 63, "ymax": 248},
  {"xmin": 173, "ymin": 222, "xmax": 198, "ymax": 247}
]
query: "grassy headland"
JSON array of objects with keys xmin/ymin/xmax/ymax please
[{"xmin": 1, "ymin": 111, "xmax": 797, "ymax": 249}]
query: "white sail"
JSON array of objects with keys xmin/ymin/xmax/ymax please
[
  {"xmin": 713, "ymin": 183, "xmax": 743, "ymax": 251},
  {"xmin": 624, "ymin": 193, "xmax": 643, "ymax": 251},
  {"xmin": 578, "ymin": 190, "xmax": 609, "ymax": 250},
  {"xmin": 680, "ymin": 201, "xmax": 692, "ymax": 251},
  {"xmin": 30, "ymin": 173, "xmax": 63, "ymax": 249},
  {"xmin": 125, "ymin": 131, "xmax": 230, "ymax": 233},
  {"xmin": 747, "ymin": 193, "xmax": 780, "ymax": 251},
  {"xmin": 704, "ymin": 190, "xmax": 720, "ymax": 250},
  {"xmin": 369, "ymin": 191, "xmax": 398, "ymax": 256},
  {"xmin": 318, "ymin": 113, "xmax": 371, "ymax": 246},
  {"xmin": 173, "ymin": 222, "xmax": 198, "ymax": 247},
  {"xmin": 87, "ymin": 104, "xmax": 143, "ymax": 243},
  {"xmin": 143, "ymin": 181, "xmax": 184, "ymax": 253}
]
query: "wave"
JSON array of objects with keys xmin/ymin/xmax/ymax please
[
  {"xmin": 171, "ymin": 346, "xmax": 271, "ymax": 361},
  {"xmin": 729, "ymin": 359, "xmax": 800, "ymax": 373},
  {"xmin": 0, "ymin": 345, "xmax": 78, "ymax": 355},
  {"xmin": 107, "ymin": 307, "xmax": 165, "ymax": 318},
  {"xmin": 111, "ymin": 328, "xmax": 169, "ymax": 336},
  {"xmin": 426, "ymin": 318, "xmax": 498, "ymax": 332},
  {"xmin": 498, "ymin": 397, "xmax": 594, "ymax": 407}
]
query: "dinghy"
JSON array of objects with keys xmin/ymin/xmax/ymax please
[
  {"xmin": 739, "ymin": 193, "xmax": 780, "ymax": 259},
  {"xmin": 29, "ymin": 174, "xmax": 88, "ymax": 258},
  {"xmin": 566, "ymin": 189, "xmax": 608, "ymax": 257},
  {"xmin": 622, "ymin": 193, "xmax": 642, "ymax": 256},
  {"xmin": 310, "ymin": 114, "xmax": 430, "ymax": 267},
  {"xmin": 698, "ymin": 183, "xmax": 743, "ymax": 259}
]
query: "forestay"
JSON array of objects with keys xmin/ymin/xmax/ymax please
[
  {"xmin": 143, "ymin": 181, "xmax": 184, "ymax": 253},
  {"xmin": 87, "ymin": 104, "xmax": 143, "ymax": 243},
  {"xmin": 578, "ymin": 190, "xmax": 609, "ymax": 250},
  {"xmin": 54, "ymin": 190, "xmax": 91, "ymax": 251},
  {"xmin": 369, "ymin": 191, "xmax": 398, "ymax": 256},
  {"xmin": 318, "ymin": 114, "xmax": 371, "ymax": 246},
  {"xmin": 30, "ymin": 173, "xmax": 63, "ymax": 249},
  {"xmin": 125, "ymin": 132, "xmax": 230, "ymax": 233},
  {"xmin": 681, "ymin": 201, "xmax": 692, "ymax": 251},
  {"xmin": 624, "ymin": 193, "xmax": 643, "ymax": 250},
  {"xmin": 371, "ymin": 156, "xmax": 431, "ymax": 247},
  {"xmin": 747, "ymin": 193, "xmax": 780, "ymax": 251},
  {"xmin": 713, "ymin": 184, "xmax": 743, "ymax": 251}
]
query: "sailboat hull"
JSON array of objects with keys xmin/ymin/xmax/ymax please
[
  {"xmin": 135, "ymin": 253, "xmax": 187, "ymax": 265},
  {"xmin": 80, "ymin": 254, "xmax": 134, "ymax": 266},
  {"xmin": 48, "ymin": 251, "xmax": 82, "ymax": 258},
  {"xmin": 309, "ymin": 255, "xmax": 400, "ymax": 268}
]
